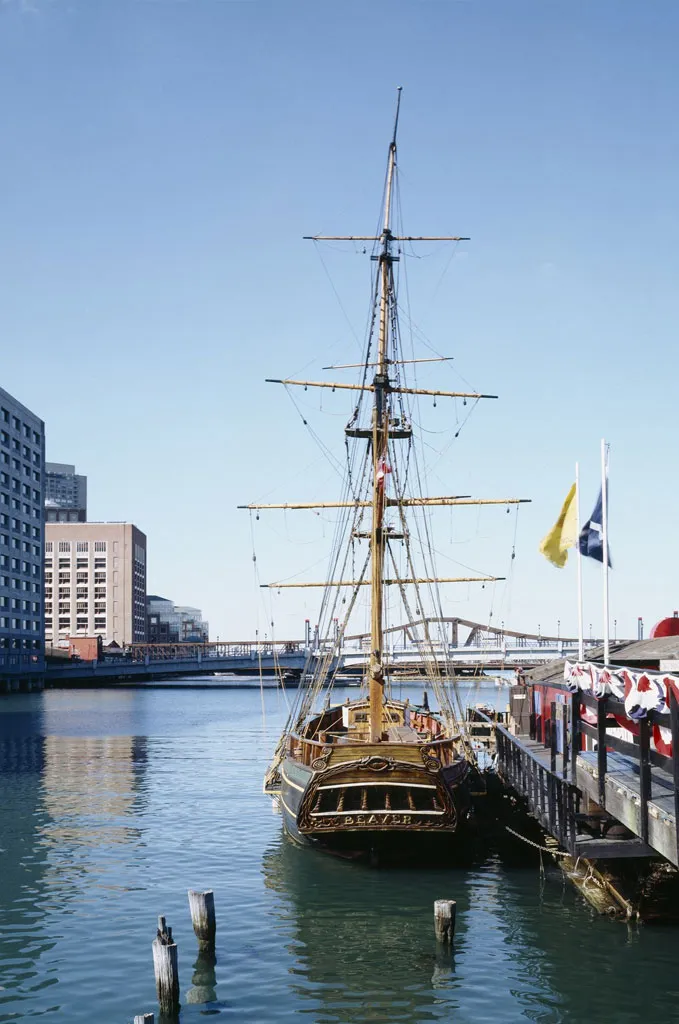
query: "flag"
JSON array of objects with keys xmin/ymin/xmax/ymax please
[
  {"xmin": 539, "ymin": 483, "xmax": 577, "ymax": 567},
  {"xmin": 376, "ymin": 458, "xmax": 391, "ymax": 490},
  {"xmin": 579, "ymin": 487, "xmax": 612, "ymax": 566}
]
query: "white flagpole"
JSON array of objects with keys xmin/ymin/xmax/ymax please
[
  {"xmin": 601, "ymin": 438, "xmax": 610, "ymax": 664},
  {"xmin": 575, "ymin": 462, "xmax": 584, "ymax": 662}
]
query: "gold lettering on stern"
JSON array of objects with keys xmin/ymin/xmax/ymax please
[{"xmin": 313, "ymin": 812, "xmax": 422, "ymax": 828}]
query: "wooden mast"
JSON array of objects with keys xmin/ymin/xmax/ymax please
[{"xmin": 369, "ymin": 87, "xmax": 401, "ymax": 742}]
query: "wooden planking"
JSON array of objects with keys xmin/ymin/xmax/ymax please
[{"xmin": 576, "ymin": 752, "xmax": 678, "ymax": 866}]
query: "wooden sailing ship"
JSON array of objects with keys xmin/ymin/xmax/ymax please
[{"xmin": 242, "ymin": 90, "xmax": 528, "ymax": 863}]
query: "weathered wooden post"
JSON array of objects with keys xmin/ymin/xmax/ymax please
[
  {"xmin": 597, "ymin": 696, "xmax": 608, "ymax": 808},
  {"xmin": 639, "ymin": 717, "xmax": 651, "ymax": 846},
  {"xmin": 561, "ymin": 702, "xmax": 569, "ymax": 779},
  {"xmin": 188, "ymin": 889, "xmax": 216, "ymax": 951},
  {"xmin": 571, "ymin": 691, "xmax": 581, "ymax": 781},
  {"xmin": 134, "ymin": 1015, "xmax": 154, "ymax": 1024},
  {"xmin": 549, "ymin": 701, "xmax": 557, "ymax": 773},
  {"xmin": 670, "ymin": 688, "xmax": 679, "ymax": 863},
  {"xmin": 434, "ymin": 899, "xmax": 456, "ymax": 943},
  {"xmin": 152, "ymin": 917, "xmax": 179, "ymax": 1018}
]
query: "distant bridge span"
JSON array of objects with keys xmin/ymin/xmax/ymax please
[{"xmin": 34, "ymin": 618, "xmax": 610, "ymax": 688}]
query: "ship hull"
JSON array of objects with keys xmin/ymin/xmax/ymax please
[{"xmin": 277, "ymin": 752, "xmax": 471, "ymax": 865}]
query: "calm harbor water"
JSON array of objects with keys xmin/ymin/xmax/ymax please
[{"xmin": 2, "ymin": 681, "xmax": 679, "ymax": 1023}]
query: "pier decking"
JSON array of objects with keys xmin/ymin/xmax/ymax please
[{"xmin": 477, "ymin": 644, "xmax": 679, "ymax": 868}]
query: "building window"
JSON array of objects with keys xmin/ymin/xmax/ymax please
[
  {"xmin": 46, "ymin": 541, "xmax": 53, "ymax": 552},
  {"xmin": 76, "ymin": 572, "xmax": 88, "ymax": 583},
  {"xmin": 58, "ymin": 541, "xmax": 71, "ymax": 552},
  {"xmin": 76, "ymin": 541, "xmax": 88, "ymax": 552},
  {"xmin": 58, "ymin": 558, "xmax": 70, "ymax": 568},
  {"xmin": 76, "ymin": 558, "xmax": 88, "ymax": 569},
  {"xmin": 94, "ymin": 541, "xmax": 106, "ymax": 552}
]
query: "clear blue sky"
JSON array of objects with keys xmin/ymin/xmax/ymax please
[{"xmin": 1, "ymin": 0, "xmax": 677, "ymax": 642}]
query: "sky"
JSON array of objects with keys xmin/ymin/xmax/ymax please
[{"xmin": 1, "ymin": 0, "xmax": 678, "ymax": 643}]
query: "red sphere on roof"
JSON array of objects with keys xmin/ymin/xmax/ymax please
[{"xmin": 650, "ymin": 613, "xmax": 679, "ymax": 638}]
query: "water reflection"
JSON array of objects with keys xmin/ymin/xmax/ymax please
[
  {"xmin": 186, "ymin": 949, "xmax": 218, "ymax": 1005},
  {"xmin": 0, "ymin": 695, "xmax": 150, "ymax": 1017},
  {"xmin": 261, "ymin": 836, "xmax": 542, "ymax": 1023}
]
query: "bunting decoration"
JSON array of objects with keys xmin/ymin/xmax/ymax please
[
  {"xmin": 563, "ymin": 660, "xmax": 676, "ymax": 758},
  {"xmin": 563, "ymin": 661, "xmax": 672, "ymax": 717}
]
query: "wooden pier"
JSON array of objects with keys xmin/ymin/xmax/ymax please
[{"xmin": 473, "ymin": 637, "xmax": 679, "ymax": 870}]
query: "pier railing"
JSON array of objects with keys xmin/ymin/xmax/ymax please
[{"xmin": 480, "ymin": 681, "xmax": 679, "ymax": 864}]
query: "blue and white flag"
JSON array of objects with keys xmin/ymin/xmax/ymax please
[{"xmin": 579, "ymin": 487, "xmax": 612, "ymax": 566}]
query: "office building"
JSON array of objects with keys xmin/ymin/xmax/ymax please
[
  {"xmin": 44, "ymin": 522, "xmax": 147, "ymax": 647},
  {"xmin": 45, "ymin": 463, "xmax": 87, "ymax": 522},
  {"xmin": 147, "ymin": 595, "xmax": 209, "ymax": 643},
  {"xmin": 0, "ymin": 386, "xmax": 45, "ymax": 677}
]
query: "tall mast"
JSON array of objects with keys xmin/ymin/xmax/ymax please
[{"xmin": 369, "ymin": 87, "xmax": 401, "ymax": 742}]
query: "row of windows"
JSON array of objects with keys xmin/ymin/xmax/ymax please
[
  {"xmin": 0, "ymin": 516, "xmax": 40, "ymax": 538},
  {"xmin": 0, "ymin": 462, "xmax": 40, "ymax": 481},
  {"xmin": 0, "ymin": 471, "xmax": 41, "ymax": 490},
  {"xmin": 0, "ymin": 495, "xmax": 40, "ymax": 517},
  {"xmin": 0, "ymin": 637, "xmax": 41, "ymax": 650},
  {"xmin": 45, "ymin": 618, "xmax": 107, "ymax": 629},
  {"xmin": 0, "ymin": 618, "xmax": 41, "ymax": 631},
  {"xmin": 0, "ymin": 409, "xmax": 41, "ymax": 444},
  {"xmin": 45, "ymin": 540, "xmax": 107, "ymax": 553},
  {"xmin": 0, "ymin": 556, "xmax": 40, "ymax": 574},
  {"xmin": 0, "ymin": 597, "xmax": 39, "ymax": 611},
  {"xmin": 0, "ymin": 577, "xmax": 41, "ymax": 593},
  {"xmin": 0, "ymin": 449, "xmax": 41, "ymax": 468},
  {"xmin": 46, "ymin": 559, "xmax": 106, "ymax": 570},
  {"xmin": 1, "ymin": 556, "xmax": 37, "ymax": 574},
  {"xmin": 0, "ymin": 537, "xmax": 41, "ymax": 556}
]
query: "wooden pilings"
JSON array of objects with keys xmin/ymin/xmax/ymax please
[
  {"xmin": 152, "ymin": 917, "xmax": 180, "ymax": 1018},
  {"xmin": 434, "ymin": 899, "xmax": 456, "ymax": 943},
  {"xmin": 188, "ymin": 889, "xmax": 216, "ymax": 951}
]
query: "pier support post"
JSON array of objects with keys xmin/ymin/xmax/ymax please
[
  {"xmin": 561, "ymin": 703, "xmax": 569, "ymax": 778},
  {"xmin": 671, "ymin": 689, "xmax": 679, "ymax": 863},
  {"xmin": 152, "ymin": 917, "xmax": 179, "ymax": 1018},
  {"xmin": 639, "ymin": 717, "xmax": 651, "ymax": 846},
  {"xmin": 571, "ymin": 691, "xmax": 581, "ymax": 782},
  {"xmin": 434, "ymin": 899, "xmax": 456, "ymax": 943},
  {"xmin": 597, "ymin": 697, "xmax": 608, "ymax": 808},
  {"xmin": 188, "ymin": 889, "xmax": 216, "ymax": 951},
  {"xmin": 550, "ymin": 702, "xmax": 557, "ymax": 773}
]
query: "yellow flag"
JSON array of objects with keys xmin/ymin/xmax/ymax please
[{"xmin": 539, "ymin": 484, "xmax": 577, "ymax": 568}]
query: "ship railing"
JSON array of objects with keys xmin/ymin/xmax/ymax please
[{"xmin": 286, "ymin": 730, "xmax": 458, "ymax": 767}]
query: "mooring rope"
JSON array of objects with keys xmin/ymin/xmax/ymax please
[{"xmin": 504, "ymin": 826, "xmax": 572, "ymax": 859}]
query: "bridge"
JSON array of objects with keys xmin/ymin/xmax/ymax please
[{"xmin": 1, "ymin": 617, "xmax": 606, "ymax": 691}]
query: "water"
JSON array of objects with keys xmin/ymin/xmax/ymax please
[{"xmin": 1, "ymin": 682, "xmax": 678, "ymax": 1023}]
